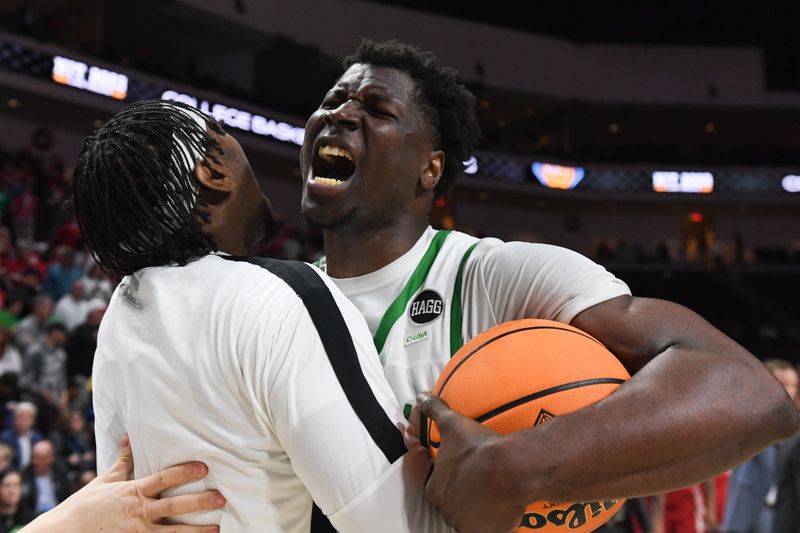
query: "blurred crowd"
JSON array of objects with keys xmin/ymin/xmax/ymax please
[{"xmin": 0, "ymin": 145, "xmax": 105, "ymax": 531}]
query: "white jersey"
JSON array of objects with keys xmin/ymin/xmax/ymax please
[
  {"xmin": 320, "ymin": 227, "xmax": 631, "ymax": 409},
  {"xmin": 93, "ymin": 254, "xmax": 451, "ymax": 533}
]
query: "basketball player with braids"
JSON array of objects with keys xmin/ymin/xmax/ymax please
[
  {"xmin": 299, "ymin": 39, "xmax": 800, "ymax": 532},
  {"xmin": 70, "ymin": 99, "xmax": 453, "ymax": 532}
]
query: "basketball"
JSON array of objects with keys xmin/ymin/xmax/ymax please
[{"xmin": 425, "ymin": 319, "xmax": 631, "ymax": 532}]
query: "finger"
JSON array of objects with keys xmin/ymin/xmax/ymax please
[
  {"xmin": 101, "ymin": 434, "xmax": 134, "ymax": 483},
  {"xmin": 137, "ymin": 462, "xmax": 209, "ymax": 498},
  {"xmin": 155, "ymin": 525, "xmax": 220, "ymax": 533},
  {"xmin": 147, "ymin": 490, "xmax": 227, "ymax": 520},
  {"xmin": 417, "ymin": 393, "xmax": 458, "ymax": 429}
]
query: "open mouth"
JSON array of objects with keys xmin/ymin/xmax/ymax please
[{"xmin": 311, "ymin": 144, "xmax": 356, "ymax": 187}]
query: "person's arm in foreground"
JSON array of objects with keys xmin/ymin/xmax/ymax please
[
  {"xmin": 420, "ymin": 295, "xmax": 800, "ymax": 532},
  {"xmin": 22, "ymin": 435, "xmax": 225, "ymax": 533}
]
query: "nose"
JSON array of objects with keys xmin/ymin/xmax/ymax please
[{"xmin": 322, "ymin": 101, "xmax": 359, "ymax": 130}]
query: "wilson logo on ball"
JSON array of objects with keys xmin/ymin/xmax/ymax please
[
  {"xmin": 520, "ymin": 500, "xmax": 620, "ymax": 529},
  {"xmin": 409, "ymin": 290, "xmax": 444, "ymax": 324}
]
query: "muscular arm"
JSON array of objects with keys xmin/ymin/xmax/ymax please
[
  {"xmin": 421, "ymin": 295, "xmax": 799, "ymax": 532},
  {"xmin": 502, "ymin": 295, "xmax": 798, "ymax": 501}
]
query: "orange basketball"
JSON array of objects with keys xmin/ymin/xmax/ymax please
[{"xmin": 425, "ymin": 319, "xmax": 630, "ymax": 532}]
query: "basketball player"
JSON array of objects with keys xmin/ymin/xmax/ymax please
[
  {"xmin": 72, "ymin": 100, "xmax": 452, "ymax": 532},
  {"xmin": 300, "ymin": 39, "xmax": 800, "ymax": 532}
]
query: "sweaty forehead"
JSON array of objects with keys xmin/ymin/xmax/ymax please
[{"xmin": 334, "ymin": 63, "xmax": 418, "ymax": 102}]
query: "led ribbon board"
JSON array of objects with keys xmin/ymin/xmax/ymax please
[
  {"xmin": 52, "ymin": 55, "xmax": 128, "ymax": 100},
  {"xmin": 532, "ymin": 162, "xmax": 585, "ymax": 190},
  {"xmin": 161, "ymin": 90, "xmax": 304, "ymax": 146},
  {"xmin": 782, "ymin": 175, "xmax": 800, "ymax": 192},
  {"xmin": 652, "ymin": 171, "xmax": 714, "ymax": 193}
]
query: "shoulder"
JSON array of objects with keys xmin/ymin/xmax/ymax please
[
  {"xmin": 187, "ymin": 255, "xmax": 305, "ymax": 307},
  {"xmin": 467, "ymin": 238, "xmax": 598, "ymax": 273},
  {"xmin": 208, "ymin": 257, "xmax": 340, "ymax": 334}
]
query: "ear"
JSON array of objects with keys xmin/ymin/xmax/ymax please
[
  {"xmin": 194, "ymin": 159, "xmax": 235, "ymax": 193},
  {"xmin": 420, "ymin": 150, "xmax": 444, "ymax": 192}
]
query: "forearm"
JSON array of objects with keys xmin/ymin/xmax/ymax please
[
  {"xmin": 20, "ymin": 504, "xmax": 77, "ymax": 532},
  {"xmin": 500, "ymin": 345, "xmax": 799, "ymax": 504}
]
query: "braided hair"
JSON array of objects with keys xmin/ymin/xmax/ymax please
[{"xmin": 72, "ymin": 99, "xmax": 226, "ymax": 279}]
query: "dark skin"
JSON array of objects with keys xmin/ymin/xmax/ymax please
[
  {"xmin": 302, "ymin": 63, "xmax": 800, "ymax": 533},
  {"xmin": 300, "ymin": 64, "xmax": 442, "ymax": 278},
  {"xmin": 195, "ymin": 128, "xmax": 275, "ymax": 256}
]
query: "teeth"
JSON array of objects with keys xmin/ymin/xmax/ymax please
[
  {"xmin": 313, "ymin": 176, "xmax": 344, "ymax": 186},
  {"xmin": 319, "ymin": 144, "xmax": 353, "ymax": 161}
]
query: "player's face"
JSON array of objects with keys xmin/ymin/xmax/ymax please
[
  {"xmin": 300, "ymin": 64, "xmax": 436, "ymax": 229},
  {"xmin": 0, "ymin": 472, "xmax": 21, "ymax": 506},
  {"xmin": 211, "ymin": 129, "xmax": 278, "ymax": 250}
]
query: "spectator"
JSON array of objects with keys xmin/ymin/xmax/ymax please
[
  {"xmin": 59, "ymin": 410, "xmax": 94, "ymax": 475},
  {"xmin": 0, "ymin": 326, "xmax": 21, "ymax": 377},
  {"xmin": 48, "ymin": 218, "xmax": 81, "ymax": 251},
  {"xmin": 42, "ymin": 249, "xmax": 81, "ymax": 300},
  {"xmin": 653, "ymin": 482, "xmax": 715, "ymax": 533},
  {"xmin": 0, "ymin": 445, "xmax": 12, "ymax": 472},
  {"xmin": 5, "ymin": 242, "xmax": 45, "ymax": 281},
  {"xmin": 0, "ymin": 296, "xmax": 25, "ymax": 333},
  {"xmin": 52, "ymin": 280, "xmax": 87, "ymax": 331},
  {"xmin": 0, "ymin": 402, "xmax": 43, "ymax": 470},
  {"xmin": 0, "ymin": 469, "xmax": 33, "ymax": 532},
  {"xmin": 21, "ymin": 440, "xmax": 70, "ymax": 516},
  {"xmin": 0, "ymin": 375, "xmax": 21, "ymax": 433},
  {"xmin": 723, "ymin": 359, "xmax": 797, "ymax": 533},
  {"xmin": 8, "ymin": 183, "xmax": 38, "ymax": 245},
  {"xmin": 64, "ymin": 300, "xmax": 105, "ymax": 381},
  {"xmin": 20, "ymin": 323, "xmax": 68, "ymax": 437},
  {"xmin": 79, "ymin": 263, "xmax": 112, "ymax": 302},
  {"xmin": 772, "ymin": 362, "xmax": 800, "ymax": 533},
  {"xmin": 596, "ymin": 498, "xmax": 652, "ymax": 533},
  {"xmin": 13, "ymin": 294, "xmax": 52, "ymax": 353},
  {"xmin": 16, "ymin": 268, "xmax": 43, "ymax": 303}
]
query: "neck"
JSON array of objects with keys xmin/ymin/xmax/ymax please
[
  {"xmin": 207, "ymin": 216, "xmax": 256, "ymax": 257},
  {"xmin": 323, "ymin": 216, "xmax": 428, "ymax": 278},
  {"xmin": 0, "ymin": 502, "xmax": 16, "ymax": 515},
  {"xmin": 213, "ymin": 236, "xmax": 250, "ymax": 256}
]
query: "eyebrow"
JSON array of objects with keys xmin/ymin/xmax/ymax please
[{"xmin": 329, "ymin": 83, "xmax": 396, "ymax": 101}]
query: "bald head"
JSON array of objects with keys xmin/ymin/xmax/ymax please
[{"xmin": 31, "ymin": 440, "xmax": 54, "ymax": 475}]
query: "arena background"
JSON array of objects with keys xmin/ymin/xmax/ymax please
[{"xmin": 0, "ymin": 2, "xmax": 798, "ymax": 529}]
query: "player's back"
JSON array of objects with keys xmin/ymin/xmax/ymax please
[
  {"xmin": 94, "ymin": 254, "xmax": 316, "ymax": 531},
  {"xmin": 93, "ymin": 254, "xmax": 448, "ymax": 532}
]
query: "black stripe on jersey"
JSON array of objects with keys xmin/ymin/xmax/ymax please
[{"xmin": 223, "ymin": 256, "xmax": 406, "ymax": 464}]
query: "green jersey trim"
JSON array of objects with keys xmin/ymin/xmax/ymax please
[
  {"xmin": 449, "ymin": 242, "xmax": 478, "ymax": 357},
  {"xmin": 372, "ymin": 230, "xmax": 451, "ymax": 354}
]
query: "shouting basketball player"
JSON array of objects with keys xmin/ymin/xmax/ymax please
[{"xmin": 299, "ymin": 39, "xmax": 800, "ymax": 532}]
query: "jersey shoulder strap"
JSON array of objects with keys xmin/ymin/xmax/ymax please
[
  {"xmin": 449, "ymin": 242, "xmax": 479, "ymax": 356},
  {"xmin": 372, "ymin": 229, "xmax": 451, "ymax": 354},
  {"xmin": 222, "ymin": 255, "xmax": 405, "ymax": 464}
]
